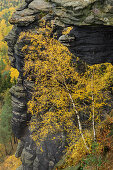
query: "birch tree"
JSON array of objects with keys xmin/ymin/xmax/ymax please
[{"xmin": 20, "ymin": 22, "xmax": 113, "ymax": 154}]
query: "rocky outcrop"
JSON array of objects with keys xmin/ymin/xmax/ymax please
[
  {"xmin": 10, "ymin": 0, "xmax": 52, "ymax": 26},
  {"xmin": 9, "ymin": 77, "xmax": 28, "ymax": 138},
  {"xmin": 6, "ymin": 0, "xmax": 113, "ymax": 169},
  {"xmin": 15, "ymin": 131, "xmax": 66, "ymax": 170},
  {"xmin": 10, "ymin": 0, "xmax": 113, "ymax": 27},
  {"xmin": 51, "ymin": 0, "xmax": 113, "ymax": 25},
  {"xmin": 59, "ymin": 25, "xmax": 113, "ymax": 64},
  {"xmin": 7, "ymin": 0, "xmax": 113, "ymax": 65},
  {"xmin": 5, "ymin": 26, "xmax": 21, "ymax": 68}
]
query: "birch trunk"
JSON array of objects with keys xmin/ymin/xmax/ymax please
[
  {"xmin": 64, "ymin": 80, "xmax": 89, "ymax": 150},
  {"xmin": 91, "ymin": 68, "xmax": 96, "ymax": 141}
]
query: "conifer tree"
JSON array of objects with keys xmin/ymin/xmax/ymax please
[{"xmin": 0, "ymin": 90, "xmax": 12, "ymax": 155}]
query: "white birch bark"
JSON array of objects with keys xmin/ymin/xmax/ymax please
[
  {"xmin": 63, "ymin": 80, "xmax": 90, "ymax": 150},
  {"xmin": 91, "ymin": 68, "xmax": 96, "ymax": 141}
]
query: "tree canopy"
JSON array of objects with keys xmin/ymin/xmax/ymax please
[{"xmin": 20, "ymin": 22, "xmax": 113, "ymax": 162}]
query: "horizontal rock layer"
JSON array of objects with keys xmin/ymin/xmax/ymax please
[
  {"xmin": 59, "ymin": 25, "xmax": 113, "ymax": 64},
  {"xmin": 9, "ymin": 0, "xmax": 113, "ymax": 26},
  {"xmin": 51, "ymin": 0, "xmax": 113, "ymax": 25}
]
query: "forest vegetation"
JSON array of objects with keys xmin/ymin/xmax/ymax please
[{"xmin": 0, "ymin": 0, "xmax": 21, "ymax": 168}]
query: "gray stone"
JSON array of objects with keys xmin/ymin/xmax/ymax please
[
  {"xmin": 51, "ymin": 0, "xmax": 93, "ymax": 7},
  {"xmin": 21, "ymin": 148, "xmax": 35, "ymax": 165},
  {"xmin": 59, "ymin": 34, "xmax": 75, "ymax": 43},
  {"xmin": 49, "ymin": 161, "xmax": 54, "ymax": 169},
  {"xmin": 9, "ymin": 14, "xmax": 36, "ymax": 26},
  {"xmin": 84, "ymin": 15, "xmax": 95, "ymax": 24},
  {"xmin": 66, "ymin": 25, "xmax": 113, "ymax": 65},
  {"xmin": 28, "ymin": 0, "xmax": 52, "ymax": 11},
  {"xmin": 33, "ymin": 157, "xmax": 39, "ymax": 169},
  {"xmin": 15, "ymin": 141, "xmax": 25, "ymax": 158},
  {"xmin": 15, "ymin": 8, "xmax": 37, "ymax": 16},
  {"xmin": 10, "ymin": 87, "xmax": 26, "ymax": 99},
  {"xmin": 9, "ymin": 77, "xmax": 28, "ymax": 138},
  {"xmin": 50, "ymin": 0, "xmax": 113, "ymax": 25},
  {"xmin": 16, "ymin": 165, "xmax": 24, "ymax": 170},
  {"xmin": 5, "ymin": 26, "xmax": 21, "ymax": 68}
]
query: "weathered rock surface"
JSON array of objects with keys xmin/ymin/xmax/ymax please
[
  {"xmin": 10, "ymin": 77, "xmax": 28, "ymax": 138},
  {"xmin": 59, "ymin": 25, "xmax": 113, "ymax": 64},
  {"xmin": 9, "ymin": 11, "xmax": 37, "ymax": 26},
  {"xmin": 51, "ymin": 0, "xmax": 113, "ymax": 25},
  {"xmin": 5, "ymin": 26, "xmax": 21, "ymax": 68},
  {"xmin": 15, "ymin": 124, "xmax": 66, "ymax": 170},
  {"xmin": 28, "ymin": 0, "xmax": 52, "ymax": 11},
  {"xmin": 15, "ymin": 141, "xmax": 25, "ymax": 158},
  {"xmin": 9, "ymin": 0, "xmax": 113, "ymax": 26},
  {"xmin": 9, "ymin": 0, "xmax": 52, "ymax": 26},
  {"xmin": 6, "ymin": 0, "xmax": 113, "ymax": 170},
  {"xmin": 8, "ymin": 0, "xmax": 113, "ymax": 65}
]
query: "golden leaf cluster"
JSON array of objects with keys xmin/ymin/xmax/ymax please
[{"xmin": 19, "ymin": 21, "xmax": 113, "ymax": 166}]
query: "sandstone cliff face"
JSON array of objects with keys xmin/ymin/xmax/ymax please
[{"xmin": 6, "ymin": 0, "xmax": 113, "ymax": 169}]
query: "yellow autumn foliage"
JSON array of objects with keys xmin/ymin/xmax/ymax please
[
  {"xmin": 0, "ymin": 155, "xmax": 21, "ymax": 170},
  {"xmin": 0, "ymin": 7, "xmax": 15, "ymax": 19},
  {"xmin": 0, "ymin": 0, "xmax": 22, "ymax": 12},
  {"xmin": 19, "ymin": 21, "xmax": 113, "ymax": 166},
  {"xmin": 0, "ymin": 6, "xmax": 19, "ymax": 83},
  {"xmin": 10, "ymin": 68, "xmax": 19, "ymax": 83},
  {"xmin": 0, "ymin": 19, "xmax": 12, "ymax": 58}
]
